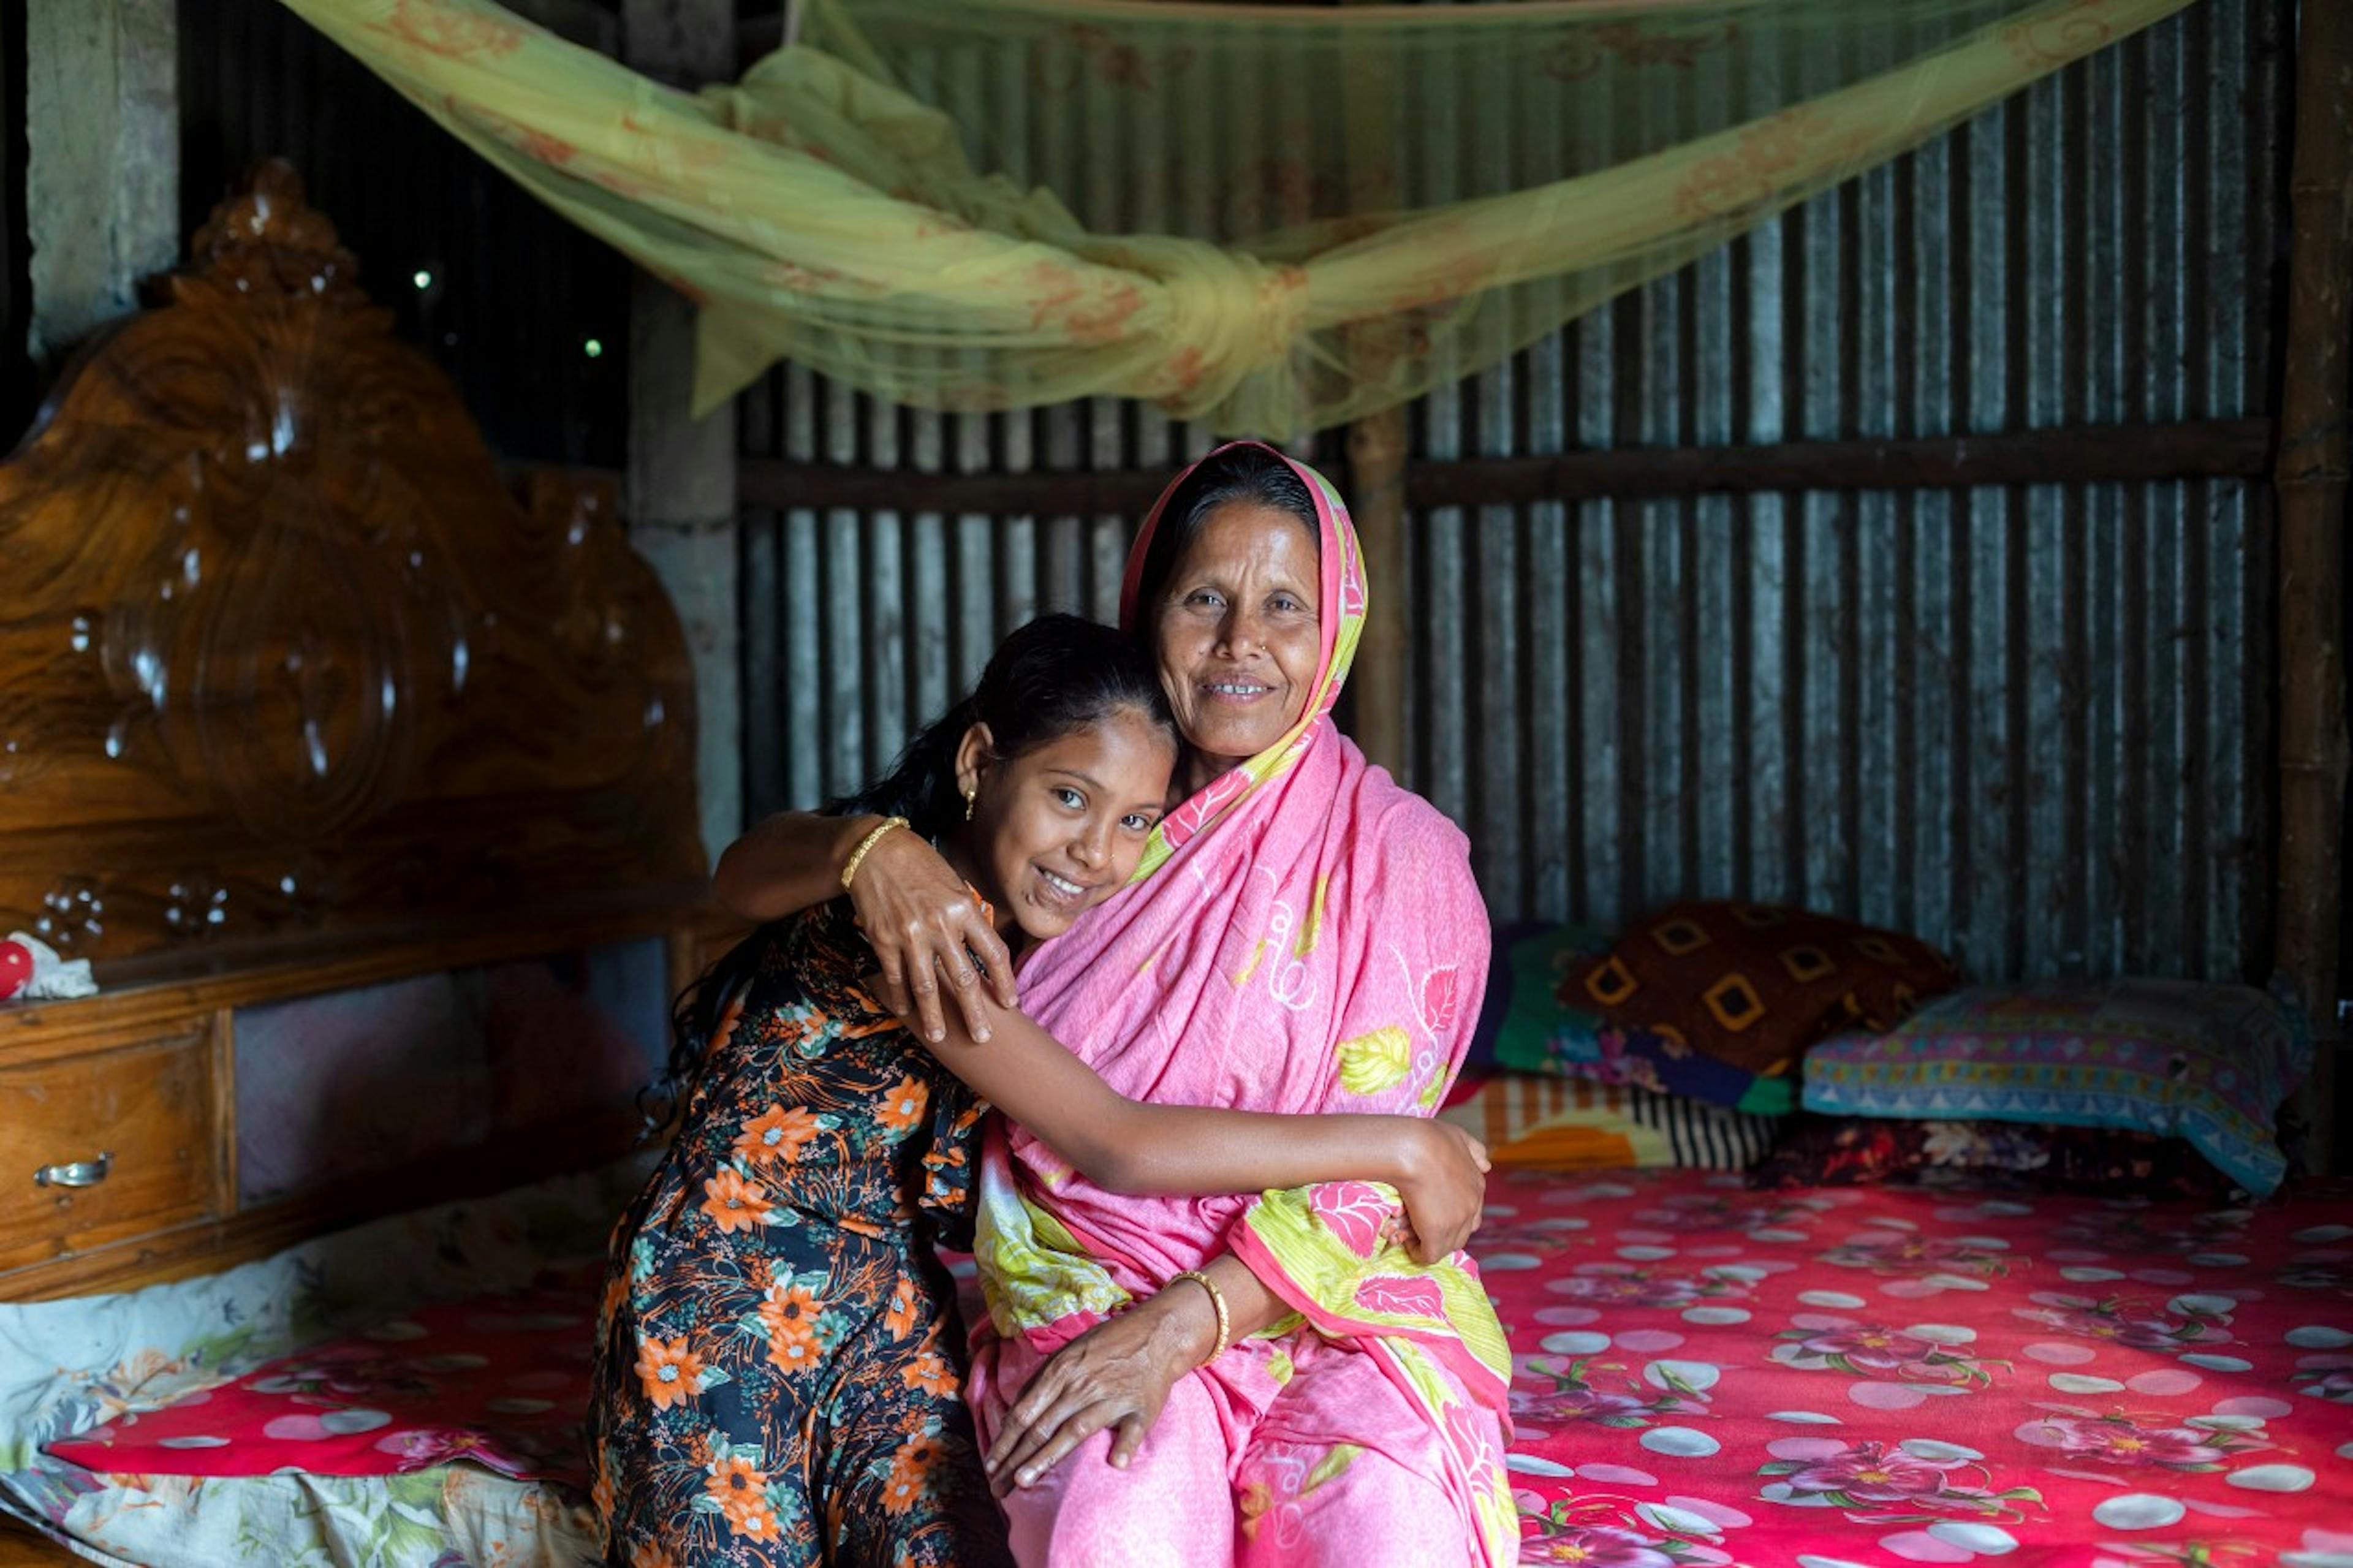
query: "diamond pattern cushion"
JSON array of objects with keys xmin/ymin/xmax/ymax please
[{"xmin": 1563, "ymin": 901, "xmax": 1962, "ymax": 1089}]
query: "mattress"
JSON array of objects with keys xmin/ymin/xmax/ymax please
[
  {"xmin": 9, "ymin": 1164, "xmax": 2351, "ymax": 1566},
  {"xmin": 1483, "ymin": 1168, "xmax": 2353, "ymax": 1566},
  {"xmin": 0, "ymin": 1159, "xmax": 652, "ymax": 1567}
]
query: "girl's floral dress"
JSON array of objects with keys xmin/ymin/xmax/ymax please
[{"xmin": 588, "ymin": 898, "xmax": 1010, "ymax": 1567}]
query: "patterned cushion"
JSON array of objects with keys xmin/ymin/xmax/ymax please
[
  {"xmin": 1476, "ymin": 922, "xmax": 1608, "ymax": 1071},
  {"xmin": 1802, "ymin": 979, "xmax": 2312, "ymax": 1195},
  {"xmin": 1555, "ymin": 903, "xmax": 1961, "ymax": 1112},
  {"xmin": 1439, "ymin": 1070, "xmax": 1778, "ymax": 1170}
]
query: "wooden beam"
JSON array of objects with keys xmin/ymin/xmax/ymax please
[
  {"xmin": 1407, "ymin": 419, "xmax": 2274, "ymax": 508},
  {"xmin": 2275, "ymin": 0, "xmax": 2352, "ymax": 1173},
  {"xmin": 1338, "ymin": 0, "xmax": 1411, "ymax": 781},
  {"xmin": 737, "ymin": 417, "xmax": 2273, "ymax": 520},
  {"xmin": 739, "ymin": 461, "xmax": 1170, "ymax": 517},
  {"xmin": 1347, "ymin": 412, "xmax": 1411, "ymax": 777}
]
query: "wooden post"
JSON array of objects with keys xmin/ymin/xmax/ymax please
[
  {"xmin": 23, "ymin": 0, "xmax": 176, "ymax": 370},
  {"xmin": 622, "ymin": 1, "xmax": 741, "ymax": 871},
  {"xmin": 1339, "ymin": 1, "xmax": 1411, "ymax": 784},
  {"xmin": 1347, "ymin": 411, "xmax": 1411, "ymax": 781},
  {"xmin": 2275, "ymin": 0, "xmax": 2352, "ymax": 1173}
]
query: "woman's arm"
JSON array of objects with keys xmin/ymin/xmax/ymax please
[
  {"xmin": 877, "ymin": 981, "xmax": 1489, "ymax": 1262},
  {"xmin": 715, "ymin": 813, "xmax": 1018, "ymax": 1040},
  {"xmin": 711, "ymin": 810, "xmax": 875, "ymax": 923},
  {"xmin": 983, "ymin": 1254, "xmax": 1287, "ymax": 1493}
]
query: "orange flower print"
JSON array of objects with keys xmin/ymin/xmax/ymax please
[
  {"xmin": 700, "ymin": 1167, "xmax": 773, "ymax": 1233},
  {"xmin": 709, "ymin": 987, "xmax": 749, "ymax": 1056},
  {"xmin": 903, "ymin": 1350, "xmax": 958, "ymax": 1396},
  {"xmin": 705, "ymin": 1453, "xmax": 778, "ymax": 1537},
  {"xmin": 759, "ymin": 1282, "xmax": 825, "ymax": 1373},
  {"xmin": 591, "ymin": 1449, "xmax": 615, "ymax": 1521},
  {"xmin": 627, "ymin": 1539, "xmax": 675, "ymax": 1568},
  {"xmin": 881, "ymin": 1433, "xmax": 947, "ymax": 1515},
  {"xmin": 765, "ymin": 1002, "xmax": 828, "ymax": 1056},
  {"xmin": 634, "ymin": 1335, "xmax": 705, "ymax": 1411},
  {"xmin": 884, "ymin": 1276, "xmax": 920, "ymax": 1340},
  {"xmin": 876, "ymin": 1077, "xmax": 929, "ymax": 1136},
  {"xmin": 733, "ymin": 1105, "xmax": 820, "ymax": 1166}
]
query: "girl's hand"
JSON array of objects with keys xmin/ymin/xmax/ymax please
[
  {"xmin": 984, "ymin": 1289, "xmax": 1210, "ymax": 1494},
  {"xmin": 847, "ymin": 827, "xmax": 1018, "ymax": 1043},
  {"xmin": 1387, "ymin": 1119, "xmax": 1490, "ymax": 1264}
]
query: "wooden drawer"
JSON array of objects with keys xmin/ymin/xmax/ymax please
[{"xmin": 0, "ymin": 1021, "xmax": 228, "ymax": 1273}]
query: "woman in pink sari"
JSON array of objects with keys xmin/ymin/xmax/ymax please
[{"xmin": 717, "ymin": 442, "xmax": 1514, "ymax": 1565}]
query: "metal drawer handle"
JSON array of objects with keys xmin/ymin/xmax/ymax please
[{"xmin": 34, "ymin": 1152, "xmax": 112, "ymax": 1189}]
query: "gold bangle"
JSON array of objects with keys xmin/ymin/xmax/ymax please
[
  {"xmin": 839, "ymin": 816, "xmax": 910, "ymax": 893},
  {"xmin": 1170, "ymin": 1269, "xmax": 1230, "ymax": 1365}
]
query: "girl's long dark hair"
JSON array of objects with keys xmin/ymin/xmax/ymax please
[{"xmin": 640, "ymin": 613, "xmax": 1176, "ymax": 1135}]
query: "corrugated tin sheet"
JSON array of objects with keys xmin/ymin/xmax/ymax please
[
  {"xmin": 181, "ymin": 0, "xmax": 630, "ymax": 464},
  {"xmin": 738, "ymin": 0, "xmax": 2287, "ymax": 984}
]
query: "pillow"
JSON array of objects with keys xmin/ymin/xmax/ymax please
[
  {"xmin": 1750, "ymin": 1113, "xmax": 2244, "ymax": 1201},
  {"xmin": 1478, "ymin": 922, "xmax": 1771, "ymax": 1110},
  {"xmin": 1474, "ymin": 921, "xmax": 1607, "ymax": 1070},
  {"xmin": 1801, "ymin": 979, "xmax": 2311, "ymax": 1196},
  {"xmin": 1439, "ymin": 1069, "xmax": 1779, "ymax": 1171},
  {"xmin": 1555, "ymin": 903, "xmax": 1962, "ymax": 1115}
]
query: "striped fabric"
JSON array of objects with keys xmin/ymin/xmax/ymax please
[{"xmin": 1439, "ymin": 1072, "xmax": 1779, "ymax": 1172}]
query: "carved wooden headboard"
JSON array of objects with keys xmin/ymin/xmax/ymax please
[
  {"xmin": 0, "ymin": 164, "xmax": 715, "ymax": 1300},
  {"xmin": 0, "ymin": 162, "xmax": 704, "ymax": 978}
]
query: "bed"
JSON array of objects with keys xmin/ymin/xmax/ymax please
[
  {"xmin": 13, "ymin": 1166, "xmax": 2349, "ymax": 1566},
  {"xmin": 3, "ymin": 168, "xmax": 2346, "ymax": 1568},
  {"xmin": 0, "ymin": 162, "xmax": 730, "ymax": 1564}
]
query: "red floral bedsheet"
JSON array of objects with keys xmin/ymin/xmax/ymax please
[
  {"xmin": 1483, "ymin": 1169, "xmax": 2353, "ymax": 1567},
  {"xmin": 44, "ymin": 1170, "xmax": 2353, "ymax": 1566}
]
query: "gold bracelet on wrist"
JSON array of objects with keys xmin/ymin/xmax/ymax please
[
  {"xmin": 1170, "ymin": 1269, "xmax": 1230, "ymax": 1365},
  {"xmin": 840, "ymin": 816, "xmax": 910, "ymax": 893}
]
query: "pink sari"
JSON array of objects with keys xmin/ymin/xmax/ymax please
[{"xmin": 968, "ymin": 444, "xmax": 1517, "ymax": 1565}]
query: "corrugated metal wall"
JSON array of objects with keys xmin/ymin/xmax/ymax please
[
  {"xmin": 739, "ymin": 0, "xmax": 2289, "ymax": 985},
  {"xmin": 182, "ymin": 0, "xmax": 631, "ymax": 464}
]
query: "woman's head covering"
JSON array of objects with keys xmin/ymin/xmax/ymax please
[{"xmin": 1118, "ymin": 439, "xmax": 1369, "ymax": 878}]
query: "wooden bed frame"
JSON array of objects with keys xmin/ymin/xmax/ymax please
[{"xmin": 0, "ymin": 162, "xmax": 736, "ymax": 1324}]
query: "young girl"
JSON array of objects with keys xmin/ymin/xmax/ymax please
[{"xmin": 589, "ymin": 615, "xmax": 1487, "ymax": 1568}]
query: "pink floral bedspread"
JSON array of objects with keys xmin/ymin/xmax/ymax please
[
  {"xmin": 1483, "ymin": 1169, "xmax": 2353, "ymax": 1567},
  {"xmin": 39, "ymin": 1170, "xmax": 2353, "ymax": 1567},
  {"xmin": 45, "ymin": 1267, "xmax": 601, "ymax": 1488}
]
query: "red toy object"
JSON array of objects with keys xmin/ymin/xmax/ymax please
[
  {"xmin": 0, "ymin": 938, "xmax": 31, "ymax": 999},
  {"xmin": 0, "ymin": 930, "xmax": 97, "ymax": 1002}
]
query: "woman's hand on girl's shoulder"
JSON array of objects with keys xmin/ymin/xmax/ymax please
[
  {"xmin": 849, "ymin": 828, "xmax": 1019, "ymax": 1043},
  {"xmin": 1386, "ymin": 1118, "xmax": 1490, "ymax": 1265}
]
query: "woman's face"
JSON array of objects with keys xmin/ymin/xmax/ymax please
[
  {"xmin": 957, "ymin": 708, "xmax": 1175, "ymax": 941},
  {"xmin": 1149, "ymin": 501, "xmax": 1322, "ymax": 771}
]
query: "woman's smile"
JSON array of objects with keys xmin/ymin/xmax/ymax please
[{"xmin": 1152, "ymin": 500, "xmax": 1321, "ymax": 773}]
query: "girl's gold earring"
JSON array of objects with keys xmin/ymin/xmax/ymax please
[{"xmin": 963, "ymin": 788, "xmax": 977, "ymax": 822}]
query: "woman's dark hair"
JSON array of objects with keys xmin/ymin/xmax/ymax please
[
  {"xmin": 642, "ymin": 614, "xmax": 1176, "ymax": 1135},
  {"xmin": 1132, "ymin": 443, "xmax": 1321, "ymax": 621}
]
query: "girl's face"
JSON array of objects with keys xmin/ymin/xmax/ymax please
[{"xmin": 955, "ymin": 706, "xmax": 1176, "ymax": 942}]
